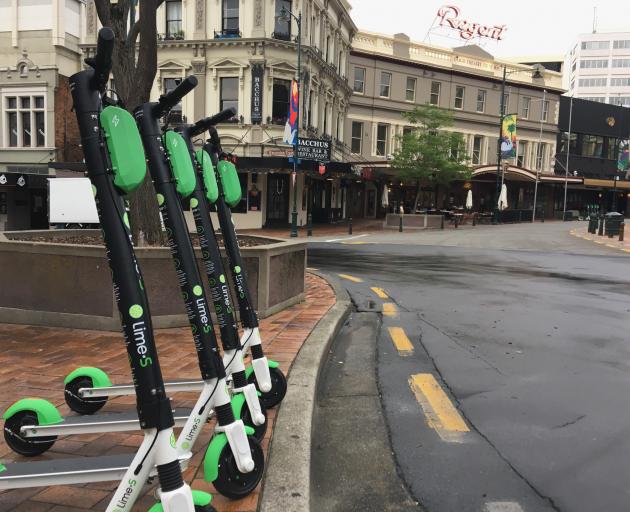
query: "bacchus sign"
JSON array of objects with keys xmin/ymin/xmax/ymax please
[
  {"xmin": 437, "ymin": 5, "xmax": 507, "ymax": 41},
  {"xmin": 296, "ymin": 138, "xmax": 331, "ymax": 162}
]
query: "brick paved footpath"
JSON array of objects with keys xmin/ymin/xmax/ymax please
[
  {"xmin": 0, "ymin": 273, "xmax": 335, "ymax": 512},
  {"xmin": 570, "ymin": 225, "xmax": 630, "ymax": 255}
]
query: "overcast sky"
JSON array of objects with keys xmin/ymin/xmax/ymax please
[{"xmin": 349, "ymin": 1, "xmax": 629, "ymax": 58}]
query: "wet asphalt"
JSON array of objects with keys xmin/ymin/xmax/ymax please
[{"xmin": 309, "ymin": 236, "xmax": 630, "ymax": 512}]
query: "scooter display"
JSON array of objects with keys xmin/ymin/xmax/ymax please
[
  {"xmin": 0, "ymin": 28, "xmax": 214, "ymax": 512},
  {"xmin": 203, "ymin": 127, "xmax": 288, "ymax": 409}
]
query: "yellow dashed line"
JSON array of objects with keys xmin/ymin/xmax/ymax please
[
  {"xmin": 338, "ymin": 273, "xmax": 363, "ymax": 283},
  {"xmin": 371, "ymin": 287, "xmax": 389, "ymax": 299},
  {"xmin": 382, "ymin": 303, "xmax": 398, "ymax": 317},
  {"xmin": 387, "ymin": 327, "xmax": 414, "ymax": 355},
  {"xmin": 409, "ymin": 373, "xmax": 469, "ymax": 443}
]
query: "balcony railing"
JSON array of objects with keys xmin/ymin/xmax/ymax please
[
  {"xmin": 272, "ymin": 31, "xmax": 292, "ymax": 42},
  {"xmin": 158, "ymin": 31, "xmax": 185, "ymax": 41},
  {"xmin": 214, "ymin": 29, "xmax": 242, "ymax": 39}
]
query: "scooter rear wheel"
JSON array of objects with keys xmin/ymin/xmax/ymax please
[
  {"xmin": 247, "ymin": 366, "xmax": 287, "ymax": 409},
  {"xmin": 240, "ymin": 400, "xmax": 268, "ymax": 441},
  {"xmin": 213, "ymin": 435, "xmax": 264, "ymax": 499},
  {"xmin": 64, "ymin": 376, "xmax": 108, "ymax": 415},
  {"xmin": 195, "ymin": 505, "xmax": 217, "ymax": 512},
  {"xmin": 4, "ymin": 411, "xmax": 57, "ymax": 456}
]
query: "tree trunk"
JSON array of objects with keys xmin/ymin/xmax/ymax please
[{"xmin": 94, "ymin": 0, "xmax": 164, "ymax": 246}]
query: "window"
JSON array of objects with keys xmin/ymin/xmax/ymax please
[
  {"xmin": 613, "ymin": 40, "xmax": 630, "ymax": 49},
  {"xmin": 220, "ymin": 77, "xmax": 238, "ymax": 121},
  {"xmin": 454, "ymin": 86, "xmax": 465, "ymax": 109},
  {"xmin": 406, "ymin": 77, "xmax": 416, "ymax": 102},
  {"xmin": 326, "ymin": 36, "xmax": 330, "ymax": 62},
  {"xmin": 164, "ymin": 78, "xmax": 182, "ymax": 111},
  {"xmin": 472, "ymin": 135, "xmax": 482, "ymax": 165},
  {"xmin": 559, "ymin": 132, "xmax": 578, "ymax": 155},
  {"xmin": 582, "ymin": 134, "xmax": 605, "ymax": 158},
  {"xmin": 476, "ymin": 89, "xmax": 486, "ymax": 112},
  {"xmin": 579, "ymin": 59, "xmax": 608, "ymax": 68},
  {"xmin": 535, "ymin": 143, "xmax": 545, "ymax": 170},
  {"xmin": 517, "ymin": 141, "xmax": 525, "ymax": 167},
  {"xmin": 611, "ymin": 78, "xmax": 630, "ymax": 87},
  {"xmin": 222, "ymin": 0, "xmax": 239, "ymax": 33},
  {"xmin": 612, "ymin": 59, "xmax": 630, "ymax": 68},
  {"xmin": 578, "ymin": 78, "xmax": 607, "ymax": 87},
  {"xmin": 165, "ymin": 0, "xmax": 182, "ymax": 38},
  {"xmin": 541, "ymin": 100, "xmax": 549, "ymax": 122},
  {"xmin": 501, "ymin": 92, "xmax": 510, "ymax": 115},
  {"xmin": 581, "ymin": 40, "xmax": 609, "ymax": 50},
  {"xmin": 353, "ymin": 67, "xmax": 365, "ymax": 94},
  {"xmin": 430, "ymin": 81, "xmax": 441, "ymax": 105},
  {"xmin": 581, "ymin": 96, "xmax": 607, "ymax": 103},
  {"xmin": 612, "ymin": 96, "xmax": 630, "ymax": 107},
  {"xmin": 376, "ymin": 123, "xmax": 388, "ymax": 156},
  {"xmin": 521, "ymin": 97, "xmax": 531, "ymax": 119},
  {"xmin": 351, "ymin": 121, "xmax": 363, "ymax": 154},
  {"xmin": 4, "ymin": 94, "xmax": 45, "ymax": 148},
  {"xmin": 604, "ymin": 137, "xmax": 617, "ymax": 160},
  {"xmin": 274, "ymin": 0, "xmax": 291, "ymax": 40},
  {"xmin": 232, "ymin": 173, "xmax": 249, "ymax": 213},
  {"xmin": 272, "ymin": 79, "xmax": 291, "ymax": 124},
  {"xmin": 379, "ymin": 72, "xmax": 391, "ymax": 98}
]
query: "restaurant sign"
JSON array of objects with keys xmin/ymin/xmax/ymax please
[
  {"xmin": 437, "ymin": 5, "xmax": 507, "ymax": 41},
  {"xmin": 296, "ymin": 138, "xmax": 331, "ymax": 162}
]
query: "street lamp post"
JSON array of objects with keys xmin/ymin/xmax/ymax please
[
  {"xmin": 280, "ymin": 7, "xmax": 302, "ymax": 238},
  {"xmin": 613, "ymin": 174, "xmax": 620, "ymax": 212},
  {"xmin": 531, "ymin": 89, "xmax": 546, "ymax": 222}
]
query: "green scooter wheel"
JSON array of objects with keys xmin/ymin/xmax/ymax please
[
  {"xmin": 240, "ymin": 400, "xmax": 268, "ymax": 441},
  {"xmin": 247, "ymin": 366, "xmax": 287, "ymax": 409},
  {"xmin": 213, "ymin": 435, "xmax": 264, "ymax": 499},
  {"xmin": 4, "ymin": 411, "xmax": 57, "ymax": 456},
  {"xmin": 64, "ymin": 376, "xmax": 108, "ymax": 415}
]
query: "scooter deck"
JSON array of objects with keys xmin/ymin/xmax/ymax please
[
  {"xmin": 21, "ymin": 407, "xmax": 193, "ymax": 437},
  {"xmin": 81, "ymin": 379, "xmax": 204, "ymax": 398},
  {"xmin": 0, "ymin": 453, "xmax": 133, "ymax": 488}
]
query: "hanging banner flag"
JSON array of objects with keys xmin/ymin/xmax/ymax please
[
  {"xmin": 618, "ymin": 140, "xmax": 629, "ymax": 173},
  {"xmin": 500, "ymin": 113, "xmax": 517, "ymax": 159},
  {"xmin": 283, "ymin": 79, "xmax": 299, "ymax": 145}
]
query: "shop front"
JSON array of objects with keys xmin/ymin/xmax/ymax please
[{"xmin": 0, "ymin": 170, "xmax": 49, "ymax": 231}]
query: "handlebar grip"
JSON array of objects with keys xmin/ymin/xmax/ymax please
[
  {"xmin": 91, "ymin": 27, "xmax": 115, "ymax": 91},
  {"xmin": 190, "ymin": 108, "xmax": 237, "ymax": 137},
  {"xmin": 206, "ymin": 126, "xmax": 221, "ymax": 149},
  {"xmin": 154, "ymin": 75, "xmax": 198, "ymax": 118}
]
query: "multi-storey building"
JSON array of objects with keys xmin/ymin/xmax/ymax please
[
  {"xmin": 566, "ymin": 32, "xmax": 630, "ymax": 107},
  {"xmin": 0, "ymin": 0, "xmax": 84, "ymax": 230},
  {"xmin": 345, "ymin": 31, "xmax": 565, "ymax": 218},
  {"xmin": 82, "ymin": 0, "xmax": 356, "ymax": 229}
]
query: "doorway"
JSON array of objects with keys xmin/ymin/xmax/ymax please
[{"xmin": 266, "ymin": 173, "xmax": 289, "ymax": 225}]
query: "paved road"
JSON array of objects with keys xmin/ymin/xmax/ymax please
[{"xmin": 309, "ymin": 223, "xmax": 630, "ymax": 512}]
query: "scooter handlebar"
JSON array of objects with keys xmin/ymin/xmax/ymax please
[
  {"xmin": 90, "ymin": 27, "xmax": 115, "ymax": 91},
  {"xmin": 190, "ymin": 108, "xmax": 237, "ymax": 137},
  {"xmin": 154, "ymin": 75, "xmax": 198, "ymax": 118}
]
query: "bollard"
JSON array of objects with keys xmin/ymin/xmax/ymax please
[
  {"xmin": 598, "ymin": 216, "xmax": 604, "ymax": 236},
  {"xmin": 541, "ymin": 210, "xmax": 545, "ymax": 223},
  {"xmin": 307, "ymin": 213, "xmax": 312, "ymax": 237},
  {"xmin": 348, "ymin": 217, "xmax": 353, "ymax": 235},
  {"xmin": 399, "ymin": 214, "xmax": 403, "ymax": 232},
  {"xmin": 620, "ymin": 222, "xmax": 625, "ymax": 242},
  {"xmin": 440, "ymin": 215, "xmax": 444, "ymax": 230},
  {"xmin": 472, "ymin": 213, "xmax": 477, "ymax": 226}
]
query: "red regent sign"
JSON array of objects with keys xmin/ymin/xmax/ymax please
[{"xmin": 437, "ymin": 5, "xmax": 507, "ymax": 41}]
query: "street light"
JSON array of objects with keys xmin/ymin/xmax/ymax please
[
  {"xmin": 494, "ymin": 65, "xmax": 544, "ymax": 225},
  {"xmin": 278, "ymin": 6, "xmax": 302, "ymax": 238},
  {"xmin": 531, "ymin": 90, "xmax": 546, "ymax": 222},
  {"xmin": 612, "ymin": 174, "xmax": 620, "ymax": 212}
]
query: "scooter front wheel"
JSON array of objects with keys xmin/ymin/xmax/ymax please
[
  {"xmin": 4, "ymin": 411, "xmax": 57, "ymax": 456},
  {"xmin": 240, "ymin": 400, "xmax": 268, "ymax": 441},
  {"xmin": 213, "ymin": 435, "xmax": 264, "ymax": 499},
  {"xmin": 64, "ymin": 376, "xmax": 108, "ymax": 415},
  {"xmin": 247, "ymin": 366, "xmax": 287, "ymax": 409}
]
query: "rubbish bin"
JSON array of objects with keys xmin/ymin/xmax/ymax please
[
  {"xmin": 604, "ymin": 212, "xmax": 624, "ymax": 237},
  {"xmin": 588, "ymin": 214, "xmax": 598, "ymax": 233}
]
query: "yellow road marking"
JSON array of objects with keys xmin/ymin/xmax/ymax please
[
  {"xmin": 387, "ymin": 327, "xmax": 414, "ymax": 355},
  {"xmin": 338, "ymin": 273, "xmax": 363, "ymax": 283},
  {"xmin": 409, "ymin": 373, "xmax": 469, "ymax": 443},
  {"xmin": 371, "ymin": 287, "xmax": 389, "ymax": 299},
  {"xmin": 624, "ymin": 249, "xmax": 630, "ymax": 253},
  {"xmin": 382, "ymin": 302, "xmax": 398, "ymax": 317}
]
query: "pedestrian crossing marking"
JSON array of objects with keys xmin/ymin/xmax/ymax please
[
  {"xmin": 338, "ymin": 273, "xmax": 363, "ymax": 283},
  {"xmin": 382, "ymin": 303, "xmax": 398, "ymax": 317},
  {"xmin": 483, "ymin": 502, "xmax": 524, "ymax": 512},
  {"xmin": 409, "ymin": 373, "xmax": 469, "ymax": 443},
  {"xmin": 371, "ymin": 287, "xmax": 389, "ymax": 299},
  {"xmin": 387, "ymin": 327, "xmax": 414, "ymax": 355}
]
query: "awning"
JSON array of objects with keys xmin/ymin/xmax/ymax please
[{"xmin": 583, "ymin": 178, "xmax": 630, "ymax": 190}]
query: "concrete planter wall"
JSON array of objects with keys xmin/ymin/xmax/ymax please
[
  {"xmin": 384, "ymin": 214, "xmax": 444, "ymax": 229},
  {"xmin": 0, "ymin": 230, "xmax": 306, "ymax": 331}
]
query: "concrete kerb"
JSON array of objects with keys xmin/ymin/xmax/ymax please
[{"xmin": 258, "ymin": 272, "xmax": 352, "ymax": 512}]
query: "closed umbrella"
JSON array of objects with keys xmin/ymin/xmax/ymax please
[
  {"xmin": 381, "ymin": 186, "xmax": 389, "ymax": 208},
  {"xmin": 465, "ymin": 189, "xmax": 473, "ymax": 210},
  {"xmin": 498, "ymin": 183, "xmax": 508, "ymax": 211}
]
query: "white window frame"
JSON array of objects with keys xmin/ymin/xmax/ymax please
[
  {"xmin": 379, "ymin": 72, "xmax": 392, "ymax": 98},
  {"xmin": 375, "ymin": 123, "xmax": 389, "ymax": 156},
  {"xmin": 476, "ymin": 89, "xmax": 486, "ymax": 113},
  {"xmin": 430, "ymin": 81, "xmax": 441, "ymax": 106},
  {"xmin": 472, "ymin": 135, "xmax": 482, "ymax": 165},
  {"xmin": 1, "ymin": 87, "xmax": 47, "ymax": 149},
  {"xmin": 351, "ymin": 121, "xmax": 363, "ymax": 154},
  {"xmin": 542, "ymin": 100, "xmax": 549, "ymax": 122},
  {"xmin": 405, "ymin": 77, "xmax": 416, "ymax": 102},
  {"xmin": 521, "ymin": 96, "xmax": 530, "ymax": 119},
  {"xmin": 353, "ymin": 67, "xmax": 365, "ymax": 94},
  {"xmin": 454, "ymin": 85, "xmax": 465, "ymax": 110}
]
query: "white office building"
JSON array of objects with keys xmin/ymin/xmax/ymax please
[{"xmin": 566, "ymin": 32, "xmax": 630, "ymax": 107}]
